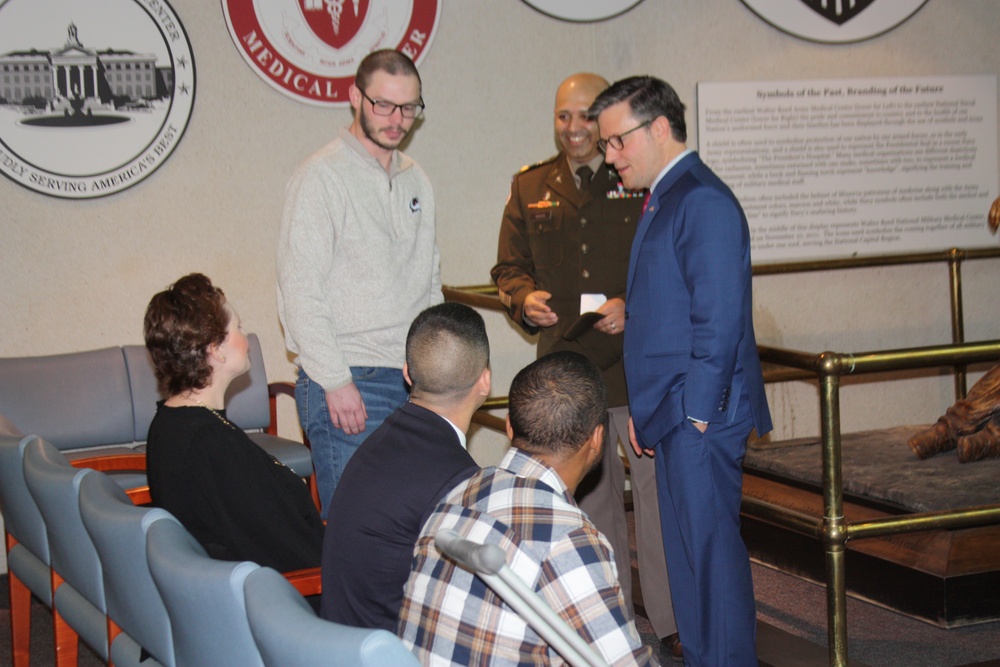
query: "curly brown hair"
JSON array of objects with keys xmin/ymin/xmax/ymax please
[{"xmin": 144, "ymin": 273, "xmax": 229, "ymax": 396}]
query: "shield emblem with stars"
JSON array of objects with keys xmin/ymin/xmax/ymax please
[
  {"xmin": 799, "ymin": 0, "xmax": 874, "ymax": 26},
  {"xmin": 299, "ymin": 0, "xmax": 371, "ymax": 50}
]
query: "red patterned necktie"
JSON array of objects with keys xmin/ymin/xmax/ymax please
[{"xmin": 641, "ymin": 191, "xmax": 651, "ymax": 213}]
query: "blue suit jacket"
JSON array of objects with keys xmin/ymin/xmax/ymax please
[{"xmin": 624, "ymin": 152, "xmax": 772, "ymax": 449}]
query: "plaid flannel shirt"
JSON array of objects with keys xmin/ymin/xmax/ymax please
[{"xmin": 398, "ymin": 448, "xmax": 655, "ymax": 666}]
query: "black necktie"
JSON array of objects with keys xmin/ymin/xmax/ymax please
[{"xmin": 576, "ymin": 165, "xmax": 593, "ymax": 189}]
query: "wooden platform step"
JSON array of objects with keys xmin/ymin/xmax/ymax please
[{"xmin": 741, "ymin": 471, "xmax": 1000, "ymax": 628}]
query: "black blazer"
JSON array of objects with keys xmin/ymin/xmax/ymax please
[{"xmin": 319, "ymin": 401, "xmax": 478, "ymax": 631}]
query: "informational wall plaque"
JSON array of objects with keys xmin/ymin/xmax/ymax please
[
  {"xmin": 222, "ymin": 0, "xmax": 440, "ymax": 107},
  {"xmin": 698, "ymin": 75, "xmax": 998, "ymax": 262},
  {"xmin": 0, "ymin": 0, "xmax": 195, "ymax": 199}
]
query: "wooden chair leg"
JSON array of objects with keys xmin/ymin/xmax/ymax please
[
  {"xmin": 51, "ymin": 572, "xmax": 80, "ymax": 667},
  {"xmin": 8, "ymin": 568, "xmax": 31, "ymax": 667},
  {"xmin": 108, "ymin": 618, "xmax": 123, "ymax": 667},
  {"xmin": 309, "ymin": 472, "xmax": 321, "ymax": 512}
]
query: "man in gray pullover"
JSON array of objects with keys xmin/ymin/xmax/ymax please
[{"xmin": 277, "ymin": 49, "xmax": 442, "ymax": 517}]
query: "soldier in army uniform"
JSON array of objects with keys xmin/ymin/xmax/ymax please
[{"xmin": 491, "ymin": 72, "xmax": 682, "ymax": 660}]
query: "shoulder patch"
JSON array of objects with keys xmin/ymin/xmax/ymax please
[{"xmin": 516, "ymin": 154, "xmax": 559, "ymax": 176}]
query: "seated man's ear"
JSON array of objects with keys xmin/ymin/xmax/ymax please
[
  {"xmin": 589, "ymin": 423, "xmax": 605, "ymax": 460},
  {"xmin": 478, "ymin": 366, "xmax": 491, "ymax": 397},
  {"xmin": 402, "ymin": 361, "xmax": 414, "ymax": 388},
  {"xmin": 578, "ymin": 423, "xmax": 605, "ymax": 472},
  {"xmin": 505, "ymin": 414, "xmax": 514, "ymax": 440}
]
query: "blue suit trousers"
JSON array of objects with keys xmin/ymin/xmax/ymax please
[{"xmin": 655, "ymin": 386, "xmax": 757, "ymax": 667}]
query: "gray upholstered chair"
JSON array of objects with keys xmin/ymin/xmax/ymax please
[
  {"xmin": 244, "ymin": 566, "xmax": 420, "ymax": 667},
  {"xmin": 146, "ymin": 517, "xmax": 265, "ymax": 667},
  {"xmin": 22, "ymin": 437, "xmax": 112, "ymax": 663},
  {"xmin": 0, "ymin": 347, "xmax": 133, "ymax": 450},
  {"xmin": 0, "ymin": 347, "xmax": 147, "ymax": 490},
  {"xmin": 0, "ymin": 432, "xmax": 59, "ymax": 667},
  {"xmin": 79, "ymin": 470, "xmax": 176, "ymax": 667}
]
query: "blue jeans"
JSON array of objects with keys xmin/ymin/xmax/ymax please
[{"xmin": 295, "ymin": 367, "xmax": 408, "ymax": 519}]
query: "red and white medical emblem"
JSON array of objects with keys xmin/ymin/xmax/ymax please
[
  {"xmin": 222, "ymin": 0, "xmax": 440, "ymax": 107},
  {"xmin": 299, "ymin": 0, "xmax": 370, "ymax": 49}
]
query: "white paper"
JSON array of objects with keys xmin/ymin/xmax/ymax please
[{"xmin": 580, "ymin": 293, "xmax": 607, "ymax": 315}]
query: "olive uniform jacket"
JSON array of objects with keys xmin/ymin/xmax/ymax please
[{"xmin": 491, "ymin": 154, "xmax": 644, "ymax": 407}]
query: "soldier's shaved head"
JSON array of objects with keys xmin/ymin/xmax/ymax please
[{"xmin": 553, "ymin": 73, "xmax": 609, "ymax": 164}]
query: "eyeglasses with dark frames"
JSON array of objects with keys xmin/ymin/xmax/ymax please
[
  {"xmin": 359, "ymin": 88, "xmax": 425, "ymax": 118},
  {"xmin": 598, "ymin": 119, "xmax": 652, "ymax": 153}
]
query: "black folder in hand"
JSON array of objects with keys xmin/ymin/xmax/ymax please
[{"xmin": 562, "ymin": 311, "xmax": 604, "ymax": 341}]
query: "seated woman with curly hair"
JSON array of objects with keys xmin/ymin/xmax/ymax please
[{"xmin": 144, "ymin": 273, "xmax": 323, "ymax": 573}]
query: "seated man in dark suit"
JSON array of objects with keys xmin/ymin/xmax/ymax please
[{"xmin": 320, "ymin": 302, "xmax": 490, "ymax": 630}]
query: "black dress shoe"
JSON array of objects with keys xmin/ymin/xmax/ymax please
[{"xmin": 661, "ymin": 632, "xmax": 684, "ymax": 662}]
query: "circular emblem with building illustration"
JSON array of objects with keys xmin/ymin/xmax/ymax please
[
  {"xmin": 221, "ymin": 0, "xmax": 440, "ymax": 107},
  {"xmin": 0, "ymin": 0, "xmax": 195, "ymax": 199}
]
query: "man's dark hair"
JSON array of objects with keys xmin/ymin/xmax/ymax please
[
  {"xmin": 406, "ymin": 303, "xmax": 489, "ymax": 402},
  {"xmin": 508, "ymin": 351, "xmax": 607, "ymax": 456},
  {"xmin": 144, "ymin": 273, "xmax": 229, "ymax": 396},
  {"xmin": 355, "ymin": 49, "xmax": 422, "ymax": 92},
  {"xmin": 589, "ymin": 75, "xmax": 687, "ymax": 143}
]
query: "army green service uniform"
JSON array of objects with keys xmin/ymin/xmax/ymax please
[{"xmin": 491, "ymin": 154, "xmax": 643, "ymax": 407}]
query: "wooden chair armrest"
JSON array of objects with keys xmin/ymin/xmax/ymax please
[
  {"xmin": 268, "ymin": 381, "xmax": 299, "ymax": 439},
  {"xmin": 126, "ymin": 486, "xmax": 152, "ymax": 506},
  {"xmin": 268, "ymin": 381, "xmax": 321, "ymax": 511},
  {"xmin": 283, "ymin": 566, "xmax": 322, "ymax": 596},
  {"xmin": 70, "ymin": 453, "xmax": 151, "ymax": 505},
  {"xmin": 70, "ymin": 452, "xmax": 147, "ymax": 472}
]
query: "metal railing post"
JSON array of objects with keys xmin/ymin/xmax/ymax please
[
  {"xmin": 818, "ymin": 353, "xmax": 849, "ymax": 666},
  {"xmin": 948, "ymin": 250, "xmax": 967, "ymax": 399}
]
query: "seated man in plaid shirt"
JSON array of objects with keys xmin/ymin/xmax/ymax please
[{"xmin": 397, "ymin": 351, "xmax": 655, "ymax": 666}]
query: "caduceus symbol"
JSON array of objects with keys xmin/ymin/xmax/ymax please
[{"xmin": 325, "ymin": 0, "xmax": 360, "ymax": 35}]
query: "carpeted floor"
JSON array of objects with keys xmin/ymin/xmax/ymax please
[
  {"xmin": 751, "ymin": 561, "xmax": 1000, "ymax": 667},
  {"xmin": 626, "ymin": 506, "xmax": 1000, "ymax": 667}
]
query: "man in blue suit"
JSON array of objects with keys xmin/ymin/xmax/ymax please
[{"xmin": 591, "ymin": 76, "xmax": 773, "ymax": 667}]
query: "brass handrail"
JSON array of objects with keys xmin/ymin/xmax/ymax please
[
  {"xmin": 754, "ymin": 339, "xmax": 1000, "ymax": 666},
  {"xmin": 442, "ymin": 285, "xmax": 502, "ymax": 311},
  {"xmin": 751, "ymin": 246, "xmax": 1000, "ymax": 275}
]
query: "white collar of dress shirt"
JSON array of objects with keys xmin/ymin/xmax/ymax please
[
  {"xmin": 649, "ymin": 148, "xmax": 693, "ymax": 195},
  {"xmin": 442, "ymin": 414, "xmax": 467, "ymax": 450}
]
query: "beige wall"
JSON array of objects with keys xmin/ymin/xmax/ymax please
[{"xmin": 3, "ymin": 0, "xmax": 999, "ymax": 471}]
